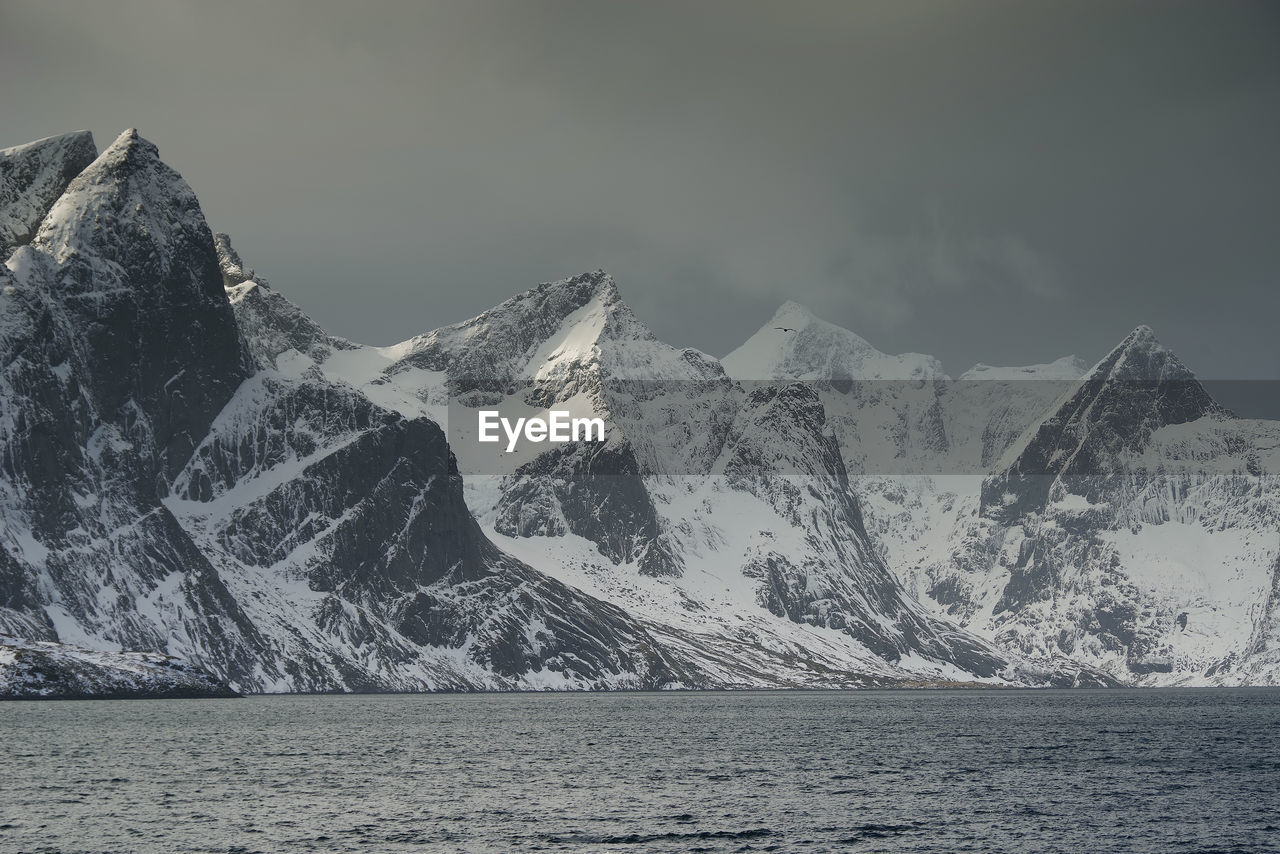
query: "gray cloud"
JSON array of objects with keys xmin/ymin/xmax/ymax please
[{"xmin": 2, "ymin": 0, "xmax": 1277, "ymax": 377}]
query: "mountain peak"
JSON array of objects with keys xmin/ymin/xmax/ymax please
[
  {"xmin": 1085, "ymin": 324, "xmax": 1198, "ymax": 384},
  {"xmin": 543, "ymin": 268, "xmax": 620, "ymax": 301},
  {"xmin": 30, "ymin": 128, "xmax": 212, "ymax": 279},
  {"xmin": 1, "ymin": 130, "xmax": 98, "ymax": 255},
  {"xmin": 382, "ymin": 268, "xmax": 664, "ymax": 389},
  {"xmin": 0, "ymin": 129, "xmax": 95, "ymax": 160},
  {"xmin": 770, "ymin": 299, "xmax": 817, "ymax": 324},
  {"xmin": 94, "ymin": 128, "xmax": 157, "ymax": 173},
  {"xmin": 724, "ymin": 303, "xmax": 945, "ymax": 381},
  {"xmin": 1116, "ymin": 324, "xmax": 1164, "ymax": 355},
  {"xmin": 1111, "ymin": 324, "xmax": 1162, "ymax": 358},
  {"xmin": 984, "ymin": 322, "xmax": 1225, "ymax": 520},
  {"xmin": 463, "ymin": 269, "xmax": 631, "ymax": 338}
]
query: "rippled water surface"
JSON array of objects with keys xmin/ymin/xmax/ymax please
[{"xmin": 3, "ymin": 689, "xmax": 1279, "ymax": 853}]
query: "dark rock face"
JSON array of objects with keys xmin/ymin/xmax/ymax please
[
  {"xmin": 0, "ymin": 545, "xmax": 50, "ymax": 639},
  {"xmin": 28, "ymin": 130, "xmax": 251, "ymax": 483},
  {"xmin": 495, "ymin": 441, "xmax": 680, "ymax": 577},
  {"xmin": 976, "ymin": 327, "xmax": 1226, "ymax": 631},
  {"xmin": 2, "ymin": 130, "xmax": 249, "ymax": 540},
  {"xmin": 724, "ymin": 384, "xmax": 1006, "ymax": 677},
  {"xmin": 393, "ymin": 549, "xmax": 700, "ymax": 687},
  {"xmin": 0, "ymin": 131, "xmax": 270, "ymax": 688},
  {"xmin": 982, "ymin": 326, "xmax": 1224, "ymax": 523}
]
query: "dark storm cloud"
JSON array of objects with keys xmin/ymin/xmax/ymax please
[{"xmin": 2, "ymin": 1, "xmax": 1277, "ymax": 376}]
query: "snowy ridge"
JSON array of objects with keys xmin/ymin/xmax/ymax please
[
  {"xmin": 218, "ymin": 232, "xmax": 360, "ymax": 370},
  {"xmin": 2, "ymin": 127, "xmax": 1276, "ymax": 693},
  {"xmin": 724, "ymin": 301, "xmax": 945, "ymax": 382},
  {"xmin": 960, "ymin": 355, "xmax": 1089, "ymax": 382}
]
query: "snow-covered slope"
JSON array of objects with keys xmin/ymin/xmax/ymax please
[
  {"xmin": 960, "ymin": 356, "xmax": 1090, "ymax": 382},
  {"xmin": 929, "ymin": 328, "xmax": 1280, "ymax": 684},
  {"xmin": 3, "ymin": 127, "xmax": 1275, "ymax": 692},
  {"xmin": 0, "ymin": 131, "xmax": 715, "ymax": 693},
  {"xmin": 723, "ymin": 306, "xmax": 1280, "ymax": 685},
  {"xmin": 0, "ymin": 637, "xmax": 237, "ymax": 699},
  {"xmin": 294, "ymin": 272, "xmax": 1012, "ymax": 683}
]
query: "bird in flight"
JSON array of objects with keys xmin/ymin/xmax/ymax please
[{"xmin": 775, "ymin": 327, "xmax": 797, "ymax": 333}]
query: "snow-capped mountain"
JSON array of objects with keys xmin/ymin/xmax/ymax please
[
  {"xmin": 932, "ymin": 329, "xmax": 1280, "ymax": 684},
  {"xmin": 0, "ymin": 129, "xmax": 1018, "ymax": 693},
  {"xmin": 0, "ymin": 129, "xmax": 258, "ymax": 674},
  {"xmin": 0, "ymin": 131, "xmax": 706, "ymax": 692},
  {"xmin": 1, "ymin": 127, "xmax": 1274, "ymax": 693},
  {"xmin": 264, "ymin": 267, "xmax": 1013, "ymax": 683},
  {"xmin": 727, "ymin": 302, "xmax": 953, "ymax": 478},
  {"xmin": 724, "ymin": 306, "xmax": 1280, "ymax": 685}
]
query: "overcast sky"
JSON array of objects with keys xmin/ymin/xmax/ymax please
[{"xmin": 3, "ymin": 1, "xmax": 1278, "ymax": 377}]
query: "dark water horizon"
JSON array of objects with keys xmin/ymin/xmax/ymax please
[{"xmin": 3, "ymin": 688, "xmax": 1278, "ymax": 853}]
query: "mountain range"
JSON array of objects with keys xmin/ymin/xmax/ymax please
[{"xmin": 2, "ymin": 129, "xmax": 1276, "ymax": 694}]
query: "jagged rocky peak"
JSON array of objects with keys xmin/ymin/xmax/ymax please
[
  {"xmin": 214, "ymin": 231, "xmax": 252, "ymax": 288},
  {"xmin": 0, "ymin": 130, "xmax": 98, "ymax": 256},
  {"xmin": 392, "ymin": 269, "xmax": 723, "ymax": 406},
  {"xmin": 213, "ymin": 232, "xmax": 352, "ymax": 368},
  {"xmin": 1069, "ymin": 324, "xmax": 1226, "ymax": 427},
  {"xmin": 25, "ymin": 128, "xmax": 227, "ymax": 301},
  {"xmin": 7, "ymin": 127, "xmax": 248, "ymax": 481},
  {"xmin": 1088, "ymin": 324, "xmax": 1204, "ymax": 385},
  {"xmin": 982, "ymin": 324, "xmax": 1227, "ymax": 519},
  {"xmin": 404, "ymin": 269, "xmax": 639, "ymax": 365},
  {"xmin": 723, "ymin": 300, "xmax": 946, "ymax": 381}
]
